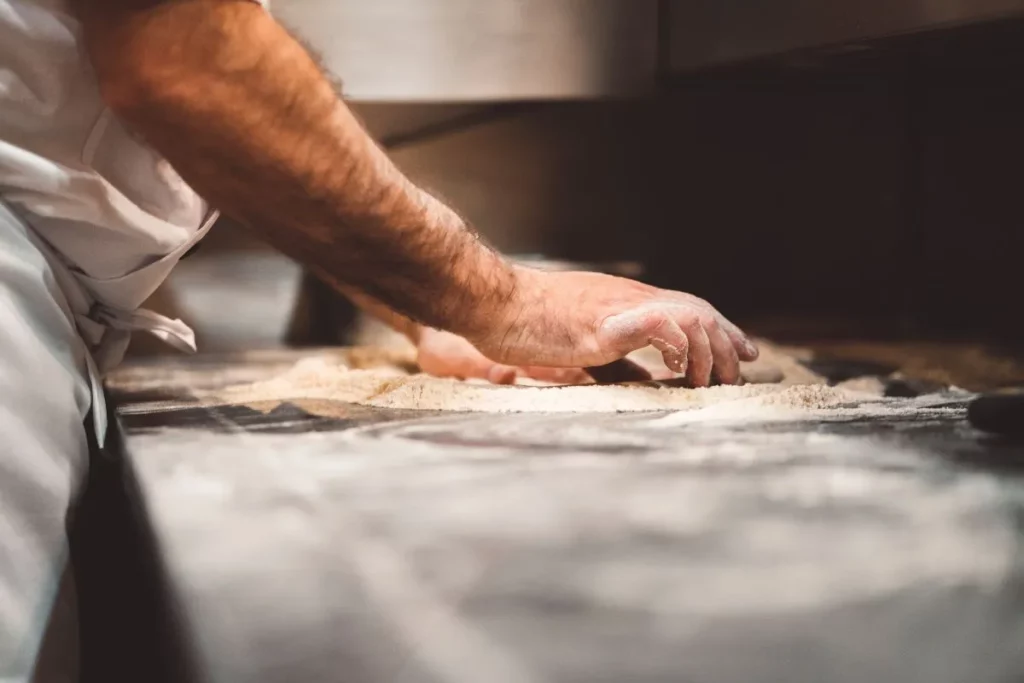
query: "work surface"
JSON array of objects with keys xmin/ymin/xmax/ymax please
[{"xmin": 109, "ymin": 350, "xmax": 1024, "ymax": 683}]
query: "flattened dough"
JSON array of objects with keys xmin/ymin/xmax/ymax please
[{"xmin": 211, "ymin": 352, "xmax": 871, "ymax": 415}]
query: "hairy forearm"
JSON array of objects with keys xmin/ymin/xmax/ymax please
[{"xmin": 75, "ymin": 0, "xmax": 516, "ymax": 338}]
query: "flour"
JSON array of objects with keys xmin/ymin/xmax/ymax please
[{"xmin": 212, "ymin": 355, "xmax": 884, "ymax": 415}]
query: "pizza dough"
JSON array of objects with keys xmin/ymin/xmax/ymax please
[{"xmin": 211, "ymin": 349, "xmax": 879, "ymax": 415}]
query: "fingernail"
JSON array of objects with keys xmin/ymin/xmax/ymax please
[{"xmin": 744, "ymin": 340, "xmax": 758, "ymax": 357}]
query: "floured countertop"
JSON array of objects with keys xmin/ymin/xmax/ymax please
[
  {"xmin": 101, "ymin": 343, "xmax": 1024, "ymax": 683},
  {"xmin": 110, "ymin": 338, "xmax": 999, "ymax": 420}
]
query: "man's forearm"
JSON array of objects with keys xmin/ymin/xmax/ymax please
[{"xmin": 75, "ymin": 0, "xmax": 516, "ymax": 338}]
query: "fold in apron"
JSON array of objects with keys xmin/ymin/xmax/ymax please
[
  {"xmin": 0, "ymin": 0, "xmax": 268, "ymax": 445},
  {"xmin": 2, "ymin": 199, "xmax": 216, "ymax": 446}
]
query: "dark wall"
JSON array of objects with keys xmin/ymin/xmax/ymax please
[
  {"xmin": 159, "ymin": 22, "xmax": 1024, "ymax": 350},
  {"xmin": 641, "ymin": 29, "xmax": 1024, "ymax": 345},
  {"xmin": 912, "ymin": 73, "xmax": 1024, "ymax": 342},
  {"xmin": 641, "ymin": 77, "xmax": 908, "ymax": 328}
]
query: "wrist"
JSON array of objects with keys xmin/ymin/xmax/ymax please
[
  {"xmin": 409, "ymin": 192, "xmax": 523, "ymax": 341},
  {"xmin": 437, "ymin": 248, "xmax": 519, "ymax": 341},
  {"xmin": 456, "ymin": 264, "xmax": 542, "ymax": 351}
]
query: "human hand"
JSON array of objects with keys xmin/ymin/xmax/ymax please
[
  {"xmin": 416, "ymin": 327, "xmax": 591, "ymax": 385},
  {"xmin": 470, "ymin": 268, "xmax": 758, "ymax": 387}
]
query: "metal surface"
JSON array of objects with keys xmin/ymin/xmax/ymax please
[
  {"xmin": 271, "ymin": 0, "xmax": 658, "ymax": 100},
  {"xmin": 670, "ymin": 0, "xmax": 1024, "ymax": 70}
]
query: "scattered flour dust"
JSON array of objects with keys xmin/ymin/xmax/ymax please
[{"xmin": 211, "ymin": 356, "xmax": 885, "ymax": 417}]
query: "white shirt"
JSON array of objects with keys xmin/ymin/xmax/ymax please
[{"xmin": 0, "ymin": 0, "xmax": 266, "ymax": 439}]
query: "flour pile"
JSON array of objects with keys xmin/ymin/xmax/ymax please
[{"xmin": 211, "ymin": 355, "xmax": 884, "ymax": 416}]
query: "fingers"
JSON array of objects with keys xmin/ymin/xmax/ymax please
[
  {"xmin": 704, "ymin": 317, "xmax": 741, "ymax": 385},
  {"xmin": 417, "ymin": 329, "xmax": 517, "ymax": 383},
  {"xmin": 722, "ymin": 319, "xmax": 759, "ymax": 362},
  {"xmin": 454, "ymin": 362, "xmax": 592, "ymax": 386},
  {"xmin": 701, "ymin": 308, "xmax": 757, "ymax": 362},
  {"xmin": 648, "ymin": 321, "xmax": 689, "ymax": 375},
  {"xmin": 599, "ymin": 310, "xmax": 691, "ymax": 375},
  {"xmin": 705, "ymin": 309, "xmax": 757, "ymax": 361},
  {"xmin": 678, "ymin": 318, "xmax": 714, "ymax": 387},
  {"xmin": 424, "ymin": 354, "xmax": 518, "ymax": 384},
  {"xmin": 417, "ymin": 328, "xmax": 592, "ymax": 386},
  {"xmin": 672, "ymin": 294, "xmax": 758, "ymax": 362},
  {"xmin": 599, "ymin": 306, "xmax": 749, "ymax": 387}
]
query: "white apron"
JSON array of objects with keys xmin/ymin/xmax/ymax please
[{"xmin": 0, "ymin": 1, "xmax": 264, "ymax": 680}]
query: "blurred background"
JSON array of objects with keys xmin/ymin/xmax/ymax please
[{"xmin": 136, "ymin": 0, "xmax": 1024, "ymax": 357}]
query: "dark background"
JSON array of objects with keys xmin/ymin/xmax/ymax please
[{"xmin": 144, "ymin": 20, "xmax": 1024, "ymax": 353}]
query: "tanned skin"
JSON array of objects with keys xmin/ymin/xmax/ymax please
[{"xmin": 72, "ymin": 0, "xmax": 758, "ymax": 386}]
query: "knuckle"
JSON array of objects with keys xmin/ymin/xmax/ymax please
[
  {"xmin": 681, "ymin": 316, "xmax": 702, "ymax": 334},
  {"xmin": 699, "ymin": 314, "xmax": 719, "ymax": 331}
]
